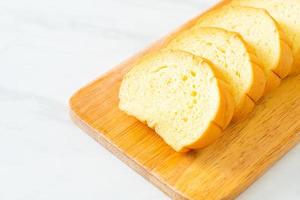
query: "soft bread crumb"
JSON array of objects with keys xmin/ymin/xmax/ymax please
[
  {"xmin": 231, "ymin": 0, "xmax": 300, "ymax": 75},
  {"xmin": 166, "ymin": 27, "xmax": 266, "ymax": 120},
  {"xmin": 119, "ymin": 50, "xmax": 234, "ymax": 152},
  {"xmin": 197, "ymin": 5, "xmax": 293, "ymax": 92}
]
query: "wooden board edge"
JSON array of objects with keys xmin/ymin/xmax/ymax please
[
  {"xmin": 69, "ymin": 109, "xmax": 189, "ymax": 200},
  {"xmin": 227, "ymin": 133, "xmax": 300, "ymax": 199},
  {"xmin": 70, "ymin": 106, "xmax": 299, "ymax": 200},
  {"xmin": 68, "ymin": 0, "xmax": 300, "ymax": 198}
]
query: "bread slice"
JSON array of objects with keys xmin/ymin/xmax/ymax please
[
  {"xmin": 166, "ymin": 27, "xmax": 266, "ymax": 120},
  {"xmin": 119, "ymin": 50, "xmax": 235, "ymax": 152},
  {"xmin": 197, "ymin": 6, "xmax": 294, "ymax": 92},
  {"xmin": 230, "ymin": 0, "xmax": 300, "ymax": 75}
]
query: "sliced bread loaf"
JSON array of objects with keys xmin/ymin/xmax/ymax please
[
  {"xmin": 119, "ymin": 50, "xmax": 234, "ymax": 152},
  {"xmin": 196, "ymin": 6, "xmax": 294, "ymax": 92},
  {"xmin": 166, "ymin": 27, "xmax": 266, "ymax": 120},
  {"xmin": 231, "ymin": 0, "xmax": 300, "ymax": 75}
]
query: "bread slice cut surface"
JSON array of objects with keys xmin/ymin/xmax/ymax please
[
  {"xmin": 119, "ymin": 50, "xmax": 234, "ymax": 152},
  {"xmin": 197, "ymin": 5, "xmax": 293, "ymax": 92},
  {"xmin": 166, "ymin": 27, "xmax": 266, "ymax": 120},
  {"xmin": 231, "ymin": 0, "xmax": 300, "ymax": 75}
]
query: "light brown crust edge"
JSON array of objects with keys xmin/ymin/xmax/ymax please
[
  {"xmin": 265, "ymin": 72, "xmax": 281, "ymax": 94},
  {"xmin": 232, "ymin": 95, "xmax": 255, "ymax": 122},
  {"xmin": 210, "ymin": 78, "xmax": 235, "ymax": 130},
  {"xmin": 291, "ymin": 60, "xmax": 300, "ymax": 75},
  {"xmin": 174, "ymin": 57, "xmax": 235, "ymax": 152},
  {"xmin": 166, "ymin": 28, "xmax": 266, "ymax": 120},
  {"xmin": 197, "ymin": 6, "xmax": 293, "ymax": 94},
  {"xmin": 274, "ymin": 37, "xmax": 294, "ymax": 78},
  {"xmin": 246, "ymin": 62, "xmax": 266, "ymax": 101},
  {"xmin": 183, "ymin": 79, "xmax": 235, "ymax": 151},
  {"xmin": 185, "ymin": 122, "xmax": 222, "ymax": 150},
  {"xmin": 120, "ymin": 51, "xmax": 235, "ymax": 153},
  {"xmin": 232, "ymin": 62, "xmax": 266, "ymax": 121},
  {"xmin": 232, "ymin": 34, "xmax": 266, "ymax": 120},
  {"xmin": 230, "ymin": 0, "xmax": 297, "ymax": 76},
  {"xmin": 291, "ymin": 50, "xmax": 300, "ymax": 75}
]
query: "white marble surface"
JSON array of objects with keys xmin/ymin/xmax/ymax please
[{"xmin": 0, "ymin": 0, "xmax": 299, "ymax": 199}]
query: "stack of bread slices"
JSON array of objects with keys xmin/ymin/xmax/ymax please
[{"xmin": 119, "ymin": 0, "xmax": 300, "ymax": 152}]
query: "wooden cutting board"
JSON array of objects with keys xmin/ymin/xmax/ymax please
[{"xmin": 70, "ymin": 1, "xmax": 300, "ymax": 199}]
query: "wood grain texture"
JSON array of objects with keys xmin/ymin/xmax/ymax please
[{"xmin": 69, "ymin": 1, "xmax": 300, "ymax": 199}]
